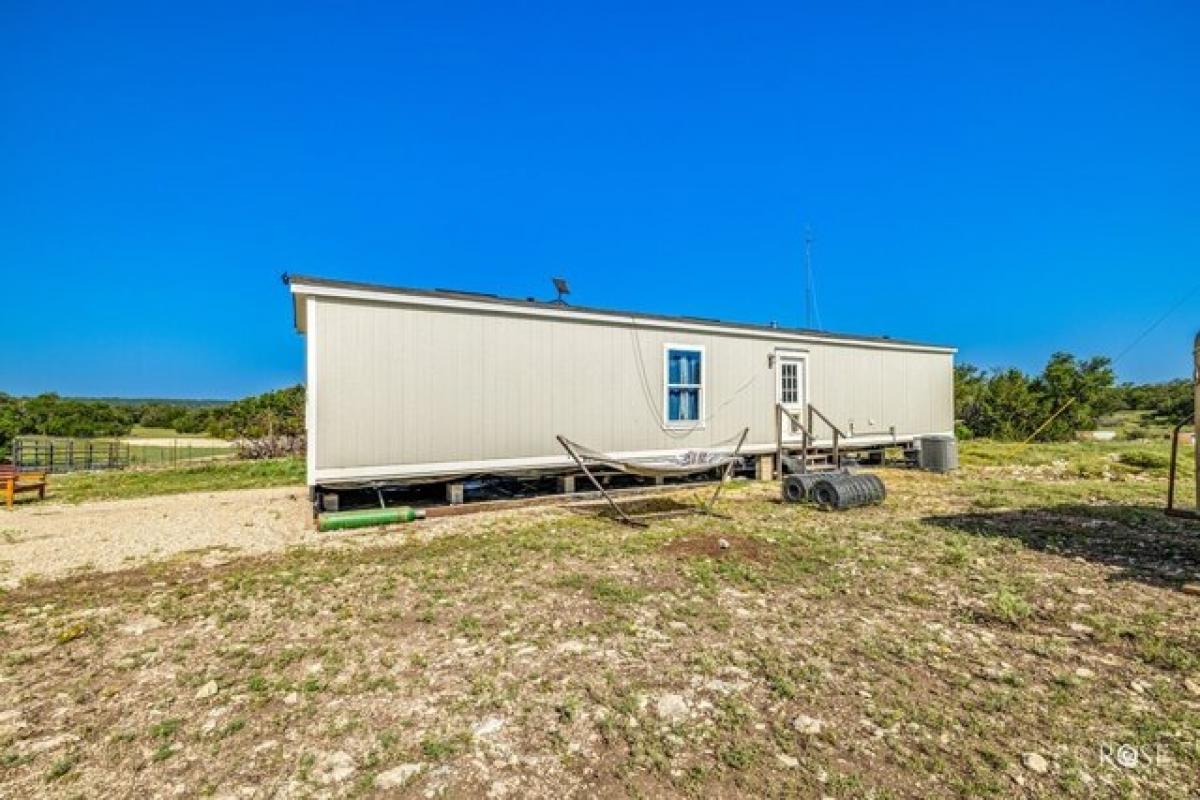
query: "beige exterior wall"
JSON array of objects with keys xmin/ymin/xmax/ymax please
[{"xmin": 306, "ymin": 294, "xmax": 954, "ymax": 482}]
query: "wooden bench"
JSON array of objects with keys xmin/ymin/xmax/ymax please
[{"xmin": 1, "ymin": 465, "xmax": 47, "ymax": 510}]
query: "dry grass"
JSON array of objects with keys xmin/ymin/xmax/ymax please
[{"xmin": 1, "ymin": 443, "xmax": 1199, "ymax": 798}]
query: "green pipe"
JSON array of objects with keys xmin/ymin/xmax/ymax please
[{"xmin": 318, "ymin": 507, "xmax": 426, "ymax": 531}]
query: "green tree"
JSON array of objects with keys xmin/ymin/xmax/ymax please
[
  {"xmin": 0, "ymin": 393, "xmax": 21, "ymax": 458},
  {"xmin": 953, "ymin": 364, "xmax": 987, "ymax": 438},
  {"xmin": 206, "ymin": 385, "xmax": 305, "ymax": 440},
  {"xmin": 1116, "ymin": 378, "xmax": 1193, "ymax": 421},
  {"xmin": 1030, "ymin": 352, "xmax": 1117, "ymax": 440},
  {"xmin": 965, "ymin": 368, "xmax": 1042, "ymax": 440},
  {"xmin": 954, "ymin": 353, "xmax": 1118, "ymax": 441}
]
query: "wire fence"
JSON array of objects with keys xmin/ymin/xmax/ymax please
[{"xmin": 11, "ymin": 436, "xmax": 237, "ymax": 474}]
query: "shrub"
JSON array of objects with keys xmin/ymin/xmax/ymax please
[
  {"xmin": 989, "ymin": 589, "xmax": 1033, "ymax": 627},
  {"xmin": 1119, "ymin": 450, "xmax": 1170, "ymax": 470}
]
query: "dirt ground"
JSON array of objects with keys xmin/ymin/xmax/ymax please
[
  {"xmin": 0, "ymin": 486, "xmax": 576, "ymax": 589},
  {"xmin": 0, "ymin": 488, "xmax": 315, "ymax": 587},
  {"xmin": 2, "ymin": 457, "xmax": 1199, "ymax": 798},
  {"xmin": 121, "ymin": 437, "xmax": 235, "ymax": 449}
]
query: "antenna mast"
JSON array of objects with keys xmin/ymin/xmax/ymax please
[{"xmin": 804, "ymin": 225, "xmax": 815, "ymax": 329}]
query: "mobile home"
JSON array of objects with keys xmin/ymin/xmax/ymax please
[{"xmin": 287, "ymin": 275, "xmax": 955, "ymax": 498}]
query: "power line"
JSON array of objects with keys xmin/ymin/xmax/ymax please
[
  {"xmin": 1017, "ymin": 279, "xmax": 1200, "ymax": 448},
  {"xmin": 1111, "ymin": 280, "xmax": 1200, "ymax": 367}
]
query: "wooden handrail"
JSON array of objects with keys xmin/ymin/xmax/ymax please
[
  {"xmin": 805, "ymin": 403, "xmax": 847, "ymax": 469},
  {"xmin": 778, "ymin": 405, "xmax": 810, "ymax": 438},
  {"xmin": 775, "ymin": 403, "xmax": 812, "ymax": 477},
  {"xmin": 807, "ymin": 404, "xmax": 848, "ymax": 440},
  {"xmin": 776, "ymin": 403, "xmax": 855, "ymax": 478}
]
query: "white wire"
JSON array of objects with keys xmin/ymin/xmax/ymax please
[{"xmin": 627, "ymin": 318, "xmax": 762, "ymax": 439}]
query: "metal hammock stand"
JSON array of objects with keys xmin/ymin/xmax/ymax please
[{"xmin": 556, "ymin": 428, "xmax": 750, "ymax": 527}]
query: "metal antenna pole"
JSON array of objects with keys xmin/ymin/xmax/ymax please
[{"xmin": 804, "ymin": 225, "xmax": 815, "ymax": 329}]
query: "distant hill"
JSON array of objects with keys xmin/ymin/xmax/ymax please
[{"xmin": 68, "ymin": 397, "xmax": 232, "ymax": 408}]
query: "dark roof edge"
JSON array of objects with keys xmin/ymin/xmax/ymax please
[{"xmin": 286, "ymin": 273, "xmax": 957, "ymax": 353}]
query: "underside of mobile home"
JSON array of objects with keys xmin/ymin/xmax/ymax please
[{"xmin": 288, "ymin": 275, "xmax": 956, "ymax": 498}]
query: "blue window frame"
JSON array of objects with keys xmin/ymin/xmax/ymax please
[{"xmin": 664, "ymin": 345, "xmax": 704, "ymax": 425}]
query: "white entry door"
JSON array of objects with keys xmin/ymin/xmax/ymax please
[{"xmin": 776, "ymin": 353, "xmax": 808, "ymax": 442}]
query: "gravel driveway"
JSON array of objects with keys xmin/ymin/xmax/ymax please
[
  {"xmin": 0, "ymin": 486, "xmax": 320, "ymax": 586},
  {"xmin": 0, "ymin": 486, "xmax": 575, "ymax": 587}
]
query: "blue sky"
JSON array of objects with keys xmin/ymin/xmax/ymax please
[{"xmin": 2, "ymin": 1, "xmax": 1198, "ymax": 398}]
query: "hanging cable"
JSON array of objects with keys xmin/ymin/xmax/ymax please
[
  {"xmin": 626, "ymin": 318, "xmax": 763, "ymax": 439},
  {"xmin": 1016, "ymin": 279, "xmax": 1200, "ymax": 448}
]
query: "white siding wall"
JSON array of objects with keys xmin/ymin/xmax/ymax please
[{"xmin": 310, "ymin": 296, "xmax": 954, "ymax": 479}]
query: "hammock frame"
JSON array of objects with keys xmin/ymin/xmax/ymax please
[{"xmin": 556, "ymin": 428, "xmax": 750, "ymax": 527}]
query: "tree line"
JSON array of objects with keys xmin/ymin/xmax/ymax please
[
  {"xmin": 956, "ymin": 352, "xmax": 1194, "ymax": 441},
  {"xmin": 0, "ymin": 386, "xmax": 305, "ymax": 458}
]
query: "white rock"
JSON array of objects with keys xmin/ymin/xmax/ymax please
[
  {"xmin": 314, "ymin": 751, "xmax": 356, "ymax": 784},
  {"xmin": 704, "ymin": 679, "xmax": 744, "ymax": 694},
  {"xmin": 375, "ymin": 763, "xmax": 424, "ymax": 790},
  {"xmin": 23, "ymin": 733, "xmax": 79, "ymax": 754},
  {"xmin": 1074, "ymin": 668, "xmax": 1095, "ymax": 679},
  {"xmin": 282, "ymin": 692, "xmax": 299, "ymax": 705},
  {"xmin": 776, "ymin": 754, "xmax": 800, "ymax": 768},
  {"xmin": 486, "ymin": 777, "xmax": 516, "ymax": 798},
  {"xmin": 655, "ymin": 694, "xmax": 689, "ymax": 723},
  {"xmin": 1022, "ymin": 752, "xmax": 1049, "ymax": 774},
  {"xmin": 473, "ymin": 717, "xmax": 505, "ymax": 737},
  {"xmin": 195, "ymin": 681, "xmax": 219, "ymax": 699},
  {"xmin": 792, "ymin": 714, "xmax": 824, "ymax": 736},
  {"xmin": 119, "ymin": 616, "xmax": 164, "ymax": 636},
  {"xmin": 718, "ymin": 538, "xmax": 730, "ymax": 550}
]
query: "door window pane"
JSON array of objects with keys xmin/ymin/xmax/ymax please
[{"xmin": 781, "ymin": 362, "xmax": 798, "ymax": 404}]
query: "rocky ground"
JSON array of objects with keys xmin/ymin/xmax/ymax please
[{"xmin": 1, "ymin": 451, "xmax": 1199, "ymax": 798}]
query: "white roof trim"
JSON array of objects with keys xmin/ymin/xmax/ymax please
[{"xmin": 289, "ymin": 279, "xmax": 956, "ymax": 355}]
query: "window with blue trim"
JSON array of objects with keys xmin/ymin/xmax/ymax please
[{"xmin": 665, "ymin": 347, "xmax": 703, "ymax": 423}]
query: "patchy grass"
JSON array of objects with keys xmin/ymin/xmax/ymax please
[
  {"xmin": 1119, "ymin": 450, "xmax": 1172, "ymax": 470},
  {"xmin": 1, "ymin": 440, "xmax": 1198, "ymax": 798},
  {"xmin": 1097, "ymin": 409, "xmax": 1179, "ymax": 441},
  {"xmin": 128, "ymin": 426, "xmax": 226, "ymax": 440},
  {"xmin": 48, "ymin": 457, "xmax": 304, "ymax": 503}
]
